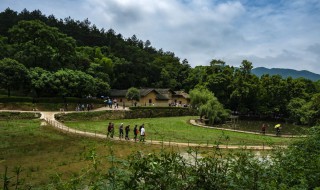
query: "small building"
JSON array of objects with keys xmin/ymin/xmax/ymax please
[{"xmin": 108, "ymin": 88, "xmax": 190, "ymax": 107}]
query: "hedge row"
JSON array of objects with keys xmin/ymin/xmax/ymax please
[
  {"xmin": 0, "ymin": 112, "xmax": 41, "ymax": 120},
  {"xmin": 55, "ymin": 108, "xmax": 197, "ymax": 121},
  {"xmin": 0, "ymin": 97, "xmax": 104, "ymax": 104},
  {"xmin": 129, "ymin": 106, "xmax": 190, "ymax": 110},
  {"xmin": 55, "ymin": 110, "xmax": 124, "ymax": 121}
]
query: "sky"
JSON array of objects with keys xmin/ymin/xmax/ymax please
[{"xmin": 1, "ymin": 0, "xmax": 320, "ymax": 74}]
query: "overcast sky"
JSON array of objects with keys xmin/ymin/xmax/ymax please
[{"xmin": 1, "ymin": 0, "xmax": 320, "ymax": 74}]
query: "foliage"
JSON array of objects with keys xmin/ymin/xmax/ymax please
[
  {"xmin": 287, "ymin": 93, "xmax": 320, "ymax": 125},
  {"xmin": 126, "ymin": 87, "xmax": 140, "ymax": 102},
  {"xmin": 8, "ymin": 19, "xmax": 76, "ymax": 70},
  {"xmin": 190, "ymin": 88, "xmax": 229, "ymax": 124},
  {"xmin": 0, "ymin": 58, "xmax": 28, "ymax": 97},
  {"xmin": 0, "ymin": 112, "xmax": 40, "ymax": 120},
  {"xmin": 45, "ymin": 126, "xmax": 320, "ymax": 189}
]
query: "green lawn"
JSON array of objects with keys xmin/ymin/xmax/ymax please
[
  {"xmin": 0, "ymin": 119, "xmax": 175, "ymax": 188},
  {"xmin": 64, "ymin": 116, "xmax": 297, "ymax": 145}
]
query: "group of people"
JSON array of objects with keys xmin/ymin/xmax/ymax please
[
  {"xmin": 75, "ymin": 103, "xmax": 94, "ymax": 111},
  {"xmin": 107, "ymin": 122, "xmax": 146, "ymax": 142}
]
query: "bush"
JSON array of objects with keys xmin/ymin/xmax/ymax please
[
  {"xmin": 0, "ymin": 96, "xmax": 104, "ymax": 104},
  {"xmin": 56, "ymin": 108, "xmax": 197, "ymax": 121},
  {"xmin": 49, "ymin": 126, "xmax": 320, "ymax": 189},
  {"xmin": 0, "ymin": 112, "xmax": 41, "ymax": 120}
]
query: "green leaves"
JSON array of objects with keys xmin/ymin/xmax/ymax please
[
  {"xmin": 0, "ymin": 58, "xmax": 28, "ymax": 96},
  {"xmin": 190, "ymin": 88, "xmax": 229, "ymax": 124},
  {"xmin": 126, "ymin": 87, "xmax": 140, "ymax": 101},
  {"xmin": 9, "ymin": 20, "xmax": 76, "ymax": 69}
]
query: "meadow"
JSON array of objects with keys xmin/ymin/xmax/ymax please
[
  {"xmin": 64, "ymin": 116, "xmax": 297, "ymax": 146},
  {"xmin": 0, "ymin": 119, "xmax": 182, "ymax": 189}
]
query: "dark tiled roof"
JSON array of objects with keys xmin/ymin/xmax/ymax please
[
  {"xmin": 109, "ymin": 89, "xmax": 127, "ymax": 97},
  {"xmin": 154, "ymin": 88, "xmax": 174, "ymax": 94},
  {"xmin": 174, "ymin": 91, "xmax": 190, "ymax": 99},
  {"xmin": 139, "ymin": 89, "xmax": 155, "ymax": 96},
  {"xmin": 156, "ymin": 93, "xmax": 170, "ymax": 100},
  {"xmin": 109, "ymin": 88, "xmax": 189, "ymax": 100}
]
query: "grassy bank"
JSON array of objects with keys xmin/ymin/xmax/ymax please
[
  {"xmin": 64, "ymin": 116, "xmax": 297, "ymax": 146},
  {"xmin": 0, "ymin": 119, "xmax": 185, "ymax": 189}
]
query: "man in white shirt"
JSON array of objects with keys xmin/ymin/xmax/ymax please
[{"xmin": 140, "ymin": 125, "xmax": 145, "ymax": 142}]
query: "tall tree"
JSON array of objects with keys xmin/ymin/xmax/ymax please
[
  {"xmin": 190, "ymin": 87, "xmax": 229, "ymax": 124},
  {"xmin": 0, "ymin": 58, "xmax": 28, "ymax": 96},
  {"xmin": 9, "ymin": 20, "xmax": 76, "ymax": 70}
]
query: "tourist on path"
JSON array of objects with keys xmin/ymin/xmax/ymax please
[
  {"xmin": 275, "ymin": 124, "xmax": 281, "ymax": 136},
  {"xmin": 140, "ymin": 125, "xmax": 145, "ymax": 142},
  {"xmin": 110, "ymin": 123, "xmax": 115, "ymax": 138},
  {"xmin": 107, "ymin": 122, "xmax": 112, "ymax": 138},
  {"xmin": 125, "ymin": 125, "xmax": 130, "ymax": 140},
  {"xmin": 133, "ymin": 125, "xmax": 138, "ymax": 142},
  {"xmin": 119, "ymin": 123, "xmax": 124, "ymax": 139},
  {"xmin": 261, "ymin": 123, "xmax": 266, "ymax": 135}
]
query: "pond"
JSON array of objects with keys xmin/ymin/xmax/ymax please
[{"xmin": 213, "ymin": 119, "xmax": 310, "ymax": 136}]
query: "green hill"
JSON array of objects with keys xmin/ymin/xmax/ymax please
[{"xmin": 252, "ymin": 67, "xmax": 320, "ymax": 81}]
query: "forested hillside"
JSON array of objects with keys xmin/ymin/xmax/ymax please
[{"xmin": 0, "ymin": 8, "xmax": 319, "ymax": 125}]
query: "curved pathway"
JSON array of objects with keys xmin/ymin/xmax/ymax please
[
  {"xmin": 189, "ymin": 120, "xmax": 306, "ymax": 138},
  {"xmin": 1, "ymin": 108, "xmax": 288, "ymax": 150}
]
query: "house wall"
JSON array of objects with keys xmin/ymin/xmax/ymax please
[
  {"xmin": 110, "ymin": 91, "xmax": 189, "ymax": 107},
  {"xmin": 172, "ymin": 96, "xmax": 189, "ymax": 106},
  {"xmin": 139, "ymin": 91, "xmax": 156, "ymax": 106}
]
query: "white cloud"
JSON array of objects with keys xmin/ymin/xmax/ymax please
[{"xmin": 1, "ymin": 0, "xmax": 320, "ymax": 74}]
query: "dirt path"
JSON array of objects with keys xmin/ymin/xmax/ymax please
[
  {"xmin": 1, "ymin": 109, "xmax": 288, "ymax": 150},
  {"xmin": 189, "ymin": 120, "xmax": 306, "ymax": 138},
  {"xmin": 40, "ymin": 111, "xmax": 283, "ymax": 150}
]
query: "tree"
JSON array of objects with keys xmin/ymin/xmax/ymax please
[
  {"xmin": 51, "ymin": 69, "xmax": 109, "ymax": 98},
  {"xmin": 9, "ymin": 20, "xmax": 76, "ymax": 70},
  {"xmin": 190, "ymin": 87, "xmax": 229, "ymax": 124},
  {"xmin": 239, "ymin": 60, "xmax": 253, "ymax": 75},
  {"xmin": 0, "ymin": 36, "xmax": 10, "ymax": 59},
  {"xmin": 28, "ymin": 67, "xmax": 53, "ymax": 97},
  {"xmin": 0, "ymin": 58, "xmax": 28, "ymax": 96},
  {"xmin": 126, "ymin": 87, "xmax": 140, "ymax": 105}
]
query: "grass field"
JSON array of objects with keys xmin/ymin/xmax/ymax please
[
  {"xmin": 64, "ymin": 116, "xmax": 297, "ymax": 146},
  {"xmin": 0, "ymin": 119, "xmax": 185, "ymax": 189},
  {"xmin": 0, "ymin": 117, "xmax": 301, "ymax": 188}
]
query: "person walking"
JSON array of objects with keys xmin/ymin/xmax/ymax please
[
  {"xmin": 107, "ymin": 122, "xmax": 112, "ymax": 138},
  {"xmin": 119, "ymin": 123, "xmax": 124, "ymax": 139},
  {"xmin": 275, "ymin": 124, "xmax": 281, "ymax": 136},
  {"xmin": 133, "ymin": 125, "xmax": 138, "ymax": 142},
  {"xmin": 125, "ymin": 125, "xmax": 130, "ymax": 140},
  {"xmin": 110, "ymin": 123, "xmax": 114, "ymax": 138},
  {"xmin": 261, "ymin": 123, "xmax": 266, "ymax": 135},
  {"xmin": 140, "ymin": 125, "xmax": 145, "ymax": 142}
]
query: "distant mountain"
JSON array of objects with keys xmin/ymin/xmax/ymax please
[{"xmin": 252, "ymin": 67, "xmax": 320, "ymax": 81}]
